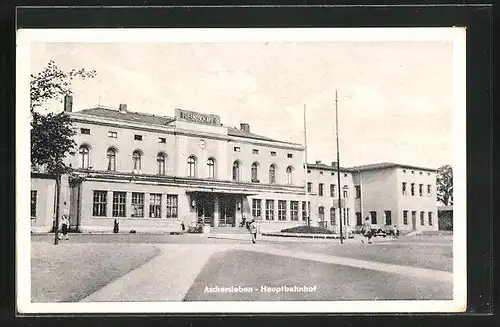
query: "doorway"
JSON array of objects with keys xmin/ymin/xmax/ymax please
[
  {"xmin": 219, "ymin": 196, "xmax": 236, "ymax": 227},
  {"xmin": 196, "ymin": 193, "xmax": 215, "ymax": 227}
]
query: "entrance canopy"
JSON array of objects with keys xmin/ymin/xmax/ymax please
[{"xmin": 186, "ymin": 188, "xmax": 258, "ymax": 196}]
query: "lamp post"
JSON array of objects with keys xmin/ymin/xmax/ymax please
[{"xmin": 334, "ymin": 89, "xmax": 343, "ymax": 244}]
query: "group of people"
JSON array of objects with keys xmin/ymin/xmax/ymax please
[{"xmin": 361, "ymin": 217, "xmax": 399, "ymax": 244}]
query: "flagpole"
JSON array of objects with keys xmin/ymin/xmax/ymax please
[
  {"xmin": 335, "ymin": 89, "xmax": 343, "ymax": 244},
  {"xmin": 303, "ymin": 104, "xmax": 310, "ymax": 226}
]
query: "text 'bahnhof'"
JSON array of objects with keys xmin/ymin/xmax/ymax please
[{"xmin": 31, "ymin": 96, "xmax": 438, "ymax": 234}]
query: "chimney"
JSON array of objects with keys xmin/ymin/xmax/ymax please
[
  {"xmin": 315, "ymin": 160, "xmax": 322, "ymax": 165},
  {"xmin": 64, "ymin": 95, "xmax": 73, "ymax": 112},
  {"xmin": 240, "ymin": 123, "xmax": 250, "ymax": 132},
  {"xmin": 331, "ymin": 162, "xmax": 338, "ymax": 168},
  {"xmin": 119, "ymin": 103, "xmax": 127, "ymax": 113}
]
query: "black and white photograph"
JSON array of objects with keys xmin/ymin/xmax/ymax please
[{"xmin": 17, "ymin": 27, "xmax": 466, "ymax": 313}]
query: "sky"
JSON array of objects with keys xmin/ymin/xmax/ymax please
[{"xmin": 29, "ymin": 32, "xmax": 456, "ymax": 169}]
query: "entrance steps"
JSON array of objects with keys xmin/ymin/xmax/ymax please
[{"xmin": 209, "ymin": 227, "xmax": 249, "ymax": 234}]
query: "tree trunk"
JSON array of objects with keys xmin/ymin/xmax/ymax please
[{"xmin": 54, "ymin": 174, "xmax": 61, "ymax": 245}]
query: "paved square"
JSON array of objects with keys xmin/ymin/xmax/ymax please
[{"xmin": 30, "ymin": 234, "xmax": 453, "ymax": 303}]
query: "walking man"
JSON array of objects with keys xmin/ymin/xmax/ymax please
[
  {"xmin": 248, "ymin": 218, "xmax": 258, "ymax": 244},
  {"xmin": 361, "ymin": 216, "xmax": 372, "ymax": 244},
  {"xmin": 393, "ymin": 224, "xmax": 399, "ymax": 239},
  {"xmin": 59, "ymin": 214, "xmax": 69, "ymax": 240}
]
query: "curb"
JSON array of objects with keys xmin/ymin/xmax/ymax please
[{"xmin": 262, "ymin": 232, "xmax": 355, "ymax": 240}]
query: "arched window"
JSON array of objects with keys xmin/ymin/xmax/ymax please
[
  {"xmin": 269, "ymin": 164, "xmax": 276, "ymax": 184},
  {"xmin": 79, "ymin": 145, "xmax": 90, "ymax": 169},
  {"xmin": 251, "ymin": 162, "xmax": 259, "ymax": 182},
  {"xmin": 132, "ymin": 150, "xmax": 142, "ymax": 170},
  {"xmin": 207, "ymin": 158, "xmax": 215, "ymax": 178},
  {"xmin": 330, "ymin": 207, "xmax": 336, "ymax": 226},
  {"xmin": 318, "ymin": 206, "xmax": 325, "ymax": 222},
  {"xmin": 187, "ymin": 156, "xmax": 197, "ymax": 177},
  {"xmin": 107, "ymin": 148, "xmax": 116, "ymax": 171},
  {"xmin": 232, "ymin": 161, "xmax": 240, "ymax": 181},
  {"xmin": 286, "ymin": 166, "xmax": 293, "ymax": 185},
  {"xmin": 157, "ymin": 153, "xmax": 166, "ymax": 175}
]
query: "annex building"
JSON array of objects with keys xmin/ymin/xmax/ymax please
[{"xmin": 30, "ymin": 96, "xmax": 438, "ymax": 234}]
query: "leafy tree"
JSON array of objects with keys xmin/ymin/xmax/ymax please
[
  {"xmin": 30, "ymin": 60, "xmax": 96, "ymax": 244},
  {"xmin": 30, "ymin": 60, "xmax": 96, "ymax": 113},
  {"xmin": 436, "ymin": 165, "xmax": 453, "ymax": 205}
]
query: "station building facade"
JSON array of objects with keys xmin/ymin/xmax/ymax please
[
  {"xmin": 352, "ymin": 163, "xmax": 439, "ymax": 233},
  {"xmin": 30, "ymin": 96, "xmax": 438, "ymax": 234},
  {"xmin": 32, "ymin": 96, "xmax": 313, "ymax": 233}
]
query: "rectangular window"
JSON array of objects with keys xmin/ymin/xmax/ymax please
[
  {"xmin": 265, "ymin": 200, "xmax": 274, "ymax": 220},
  {"xmin": 419, "ymin": 184, "xmax": 423, "ymax": 196},
  {"xmin": 307, "ymin": 182, "xmax": 312, "ymax": 193},
  {"xmin": 166, "ymin": 195, "xmax": 178, "ymax": 218},
  {"xmin": 234, "ymin": 146, "xmax": 241, "ymax": 152},
  {"xmin": 347, "ymin": 208, "xmax": 350, "ymax": 225},
  {"xmin": 355, "ymin": 185, "xmax": 361, "ymax": 198},
  {"xmin": 287, "ymin": 153, "xmax": 293, "ymax": 158},
  {"xmin": 370, "ymin": 211, "xmax": 377, "ymax": 224},
  {"xmin": 330, "ymin": 184, "xmax": 336, "ymax": 197},
  {"xmin": 270, "ymin": 151, "xmax": 277, "ymax": 156},
  {"xmin": 307, "ymin": 170, "xmax": 311, "ymax": 174},
  {"xmin": 108, "ymin": 131, "xmax": 117, "ymax": 138},
  {"xmin": 331, "ymin": 208, "xmax": 337, "ymax": 226},
  {"xmin": 31, "ymin": 190, "xmax": 37, "ymax": 217},
  {"xmin": 252, "ymin": 199, "xmax": 262, "ymax": 218},
  {"xmin": 427, "ymin": 185, "xmax": 432, "ymax": 197},
  {"xmin": 131, "ymin": 192, "xmax": 144, "ymax": 218},
  {"xmin": 318, "ymin": 183, "xmax": 324, "ymax": 196},
  {"xmin": 403, "ymin": 210, "xmax": 408, "ymax": 225},
  {"xmin": 343, "ymin": 189, "xmax": 348, "ymax": 198},
  {"xmin": 158, "ymin": 137, "xmax": 166, "ymax": 143},
  {"xmin": 301, "ymin": 201, "xmax": 311, "ymax": 221},
  {"xmin": 134, "ymin": 134, "xmax": 143, "ymax": 141},
  {"xmin": 252, "ymin": 149, "xmax": 259, "ymax": 154},
  {"xmin": 428, "ymin": 212, "xmax": 433, "ymax": 226},
  {"xmin": 385, "ymin": 210, "xmax": 392, "ymax": 225},
  {"xmin": 93, "ymin": 191, "xmax": 107, "ymax": 217},
  {"xmin": 80, "ymin": 128, "xmax": 90, "ymax": 134},
  {"xmin": 290, "ymin": 201, "xmax": 299, "ymax": 221},
  {"xmin": 420, "ymin": 211, "xmax": 425, "ymax": 225},
  {"xmin": 331, "ymin": 172, "xmax": 335, "ymax": 176},
  {"xmin": 278, "ymin": 200, "xmax": 287, "ymax": 220},
  {"xmin": 112, "ymin": 192, "xmax": 126, "ymax": 217},
  {"xmin": 319, "ymin": 171, "xmax": 323, "ymax": 175},
  {"xmin": 411, "ymin": 183, "xmax": 415, "ymax": 196},
  {"xmin": 411, "ymin": 170, "xmax": 415, "ymax": 174},
  {"xmin": 344, "ymin": 173, "xmax": 348, "ymax": 177},
  {"xmin": 402, "ymin": 182, "xmax": 407, "ymax": 195},
  {"xmin": 149, "ymin": 193, "xmax": 162, "ymax": 218}
]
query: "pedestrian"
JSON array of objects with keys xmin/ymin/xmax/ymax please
[
  {"xmin": 361, "ymin": 217, "xmax": 372, "ymax": 244},
  {"xmin": 248, "ymin": 217, "xmax": 258, "ymax": 244},
  {"xmin": 59, "ymin": 214, "xmax": 69, "ymax": 240},
  {"xmin": 393, "ymin": 225, "xmax": 399, "ymax": 239},
  {"xmin": 113, "ymin": 219, "xmax": 119, "ymax": 233}
]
